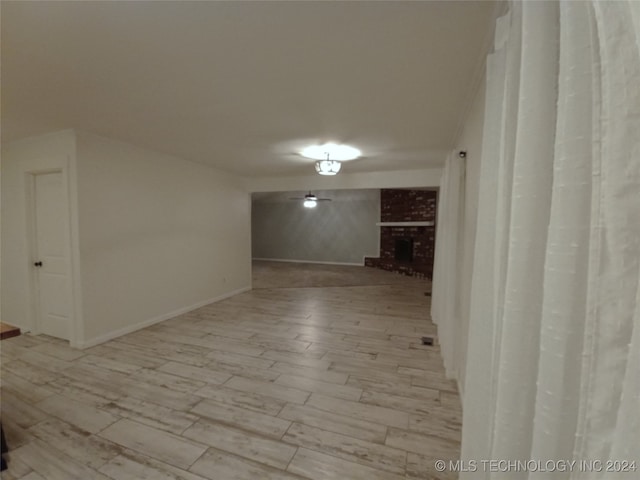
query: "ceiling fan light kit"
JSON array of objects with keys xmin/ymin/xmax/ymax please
[{"xmin": 290, "ymin": 192, "xmax": 332, "ymax": 208}]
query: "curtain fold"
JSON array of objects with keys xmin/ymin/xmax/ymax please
[
  {"xmin": 529, "ymin": 0, "xmax": 594, "ymax": 465},
  {"xmin": 429, "ymin": 1, "xmax": 640, "ymax": 478},
  {"xmin": 491, "ymin": 2, "xmax": 559, "ymax": 467},
  {"xmin": 431, "ymin": 152, "xmax": 464, "ymax": 379},
  {"xmin": 573, "ymin": 1, "xmax": 640, "ymax": 470}
]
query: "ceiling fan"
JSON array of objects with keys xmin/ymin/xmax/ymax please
[{"xmin": 288, "ymin": 191, "xmax": 332, "ymax": 208}]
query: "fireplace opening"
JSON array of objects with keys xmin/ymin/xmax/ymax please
[{"xmin": 395, "ymin": 238, "xmax": 413, "ymax": 262}]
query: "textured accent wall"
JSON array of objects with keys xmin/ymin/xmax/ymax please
[
  {"xmin": 252, "ymin": 189, "xmax": 380, "ymax": 265},
  {"xmin": 365, "ymin": 189, "xmax": 437, "ymax": 278}
]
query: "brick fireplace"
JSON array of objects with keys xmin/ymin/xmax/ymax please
[{"xmin": 365, "ymin": 189, "xmax": 437, "ymax": 278}]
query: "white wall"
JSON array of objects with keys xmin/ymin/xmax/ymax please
[
  {"xmin": 252, "ymin": 189, "xmax": 379, "ymax": 265},
  {"xmin": 75, "ymin": 132, "xmax": 251, "ymax": 346},
  {"xmin": 1, "ymin": 130, "xmax": 82, "ymax": 342},
  {"xmin": 454, "ymin": 78, "xmax": 487, "ymax": 397},
  {"xmin": 245, "ymin": 167, "xmax": 443, "ymax": 193}
]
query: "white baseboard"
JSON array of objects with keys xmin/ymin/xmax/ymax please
[
  {"xmin": 75, "ymin": 285, "xmax": 251, "ymax": 349},
  {"xmin": 252, "ymin": 257, "xmax": 363, "ymax": 267}
]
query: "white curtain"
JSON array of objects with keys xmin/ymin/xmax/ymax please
[
  {"xmin": 431, "ymin": 151, "xmax": 465, "ymax": 381},
  {"xmin": 432, "ymin": 1, "xmax": 640, "ymax": 478}
]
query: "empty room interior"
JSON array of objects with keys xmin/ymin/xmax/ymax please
[{"xmin": 1, "ymin": 1, "xmax": 638, "ymax": 479}]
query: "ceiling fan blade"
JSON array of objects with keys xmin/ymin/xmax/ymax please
[{"xmin": 287, "ymin": 192, "xmax": 332, "ymax": 202}]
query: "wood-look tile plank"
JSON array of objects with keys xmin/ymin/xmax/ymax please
[
  {"xmin": 205, "ymin": 349, "xmax": 275, "ymax": 369},
  {"xmin": 278, "ymin": 404, "xmax": 388, "ymax": 444},
  {"xmin": 359, "ymin": 389, "xmax": 440, "ymax": 414},
  {"xmin": 270, "ymin": 361, "xmax": 348, "ymax": 385},
  {"xmin": 112, "ymin": 337, "xmax": 211, "ymax": 367},
  {"xmin": 0, "ymin": 370, "xmax": 55, "ymax": 403},
  {"xmin": 261, "ymin": 350, "xmax": 329, "ymax": 368},
  {"xmin": 385, "ymin": 427, "xmax": 460, "ymax": 458},
  {"xmin": 30, "ymin": 342, "xmax": 87, "ymax": 361},
  {"xmin": 99, "ymin": 419, "xmax": 207, "ymax": 470},
  {"xmin": 17, "ymin": 350, "xmax": 74, "ymax": 373},
  {"xmin": 78, "ymin": 354, "xmax": 143, "ymax": 374},
  {"xmin": 375, "ymin": 352, "xmax": 444, "ymax": 370},
  {"xmin": 18, "ymin": 471, "xmax": 48, "ymax": 480},
  {"xmin": 101, "ymin": 395, "xmax": 199, "ymax": 434},
  {"xmin": 406, "ymin": 452, "xmax": 459, "ymax": 479},
  {"xmin": 275, "ymin": 374, "xmax": 362, "ymax": 401},
  {"xmin": 84, "ymin": 344, "xmax": 167, "ymax": 368},
  {"xmin": 189, "ymin": 447, "xmax": 307, "ymax": 480},
  {"xmin": 142, "ymin": 331, "xmax": 220, "ymax": 352},
  {"xmin": 191, "ymin": 399, "xmax": 291, "ymax": 438},
  {"xmin": 29, "ymin": 418, "xmax": 123, "ymax": 469},
  {"xmin": 157, "ymin": 361, "xmax": 232, "ymax": 385},
  {"xmin": 147, "ymin": 323, "xmax": 210, "ymax": 339},
  {"xmin": 408, "ymin": 413, "xmax": 462, "ymax": 442},
  {"xmin": 2, "ymin": 359, "xmax": 59, "ymax": 385},
  {"xmin": 98, "ymin": 450, "xmax": 209, "ymax": 480},
  {"xmin": 61, "ymin": 363, "xmax": 131, "ymax": 388},
  {"xmin": 224, "ymin": 376, "xmax": 310, "ymax": 405},
  {"xmin": 299, "ymin": 337, "xmax": 358, "ymax": 353},
  {"xmin": 36, "ymin": 394, "xmax": 119, "ymax": 434},
  {"xmin": 206, "ymin": 359, "xmax": 281, "ymax": 382},
  {"xmin": 241, "ymin": 324, "xmax": 302, "ymax": 340},
  {"xmin": 2, "ymin": 417, "xmax": 33, "ymax": 450},
  {"xmin": 246, "ymin": 334, "xmax": 311, "ymax": 354},
  {"xmin": 0, "ymin": 455, "xmax": 33, "ymax": 480},
  {"xmin": 2, "ymin": 391, "xmax": 48, "ymax": 429},
  {"xmin": 295, "ymin": 330, "xmax": 348, "ymax": 344},
  {"xmin": 328, "ymin": 325, "xmax": 390, "ymax": 341},
  {"xmin": 402, "ymin": 367, "xmax": 459, "ymax": 393},
  {"xmin": 315, "ymin": 347, "xmax": 379, "ymax": 362},
  {"xmin": 47, "ymin": 376, "xmax": 122, "ymax": 407},
  {"xmin": 439, "ymin": 391, "xmax": 463, "ymax": 412},
  {"xmin": 62, "ymin": 364, "xmax": 203, "ymax": 412},
  {"xmin": 306, "ymin": 393, "xmax": 409, "ymax": 429},
  {"xmin": 347, "ymin": 375, "xmax": 441, "ymax": 402},
  {"xmin": 182, "ymin": 420, "xmax": 297, "ymax": 470},
  {"xmin": 128, "ymin": 368, "xmax": 207, "ymax": 394},
  {"xmin": 194, "ymin": 384, "xmax": 286, "ymax": 416},
  {"xmin": 8, "ymin": 440, "xmax": 113, "ymax": 480},
  {"xmin": 2, "ymin": 334, "xmax": 46, "ymax": 348},
  {"xmin": 287, "ymin": 447, "xmax": 406, "ymax": 480},
  {"xmin": 283, "ymin": 423, "xmax": 407, "ymax": 475},
  {"xmin": 326, "ymin": 354, "xmax": 398, "ymax": 374},
  {"xmin": 188, "ymin": 322, "xmax": 256, "ymax": 340},
  {"xmin": 200, "ymin": 335, "xmax": 266, "ymax": 357}
]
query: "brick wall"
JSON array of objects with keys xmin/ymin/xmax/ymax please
[{"xmin": 365, "ymin": 189, "xmax": 437, "ymax": 278}]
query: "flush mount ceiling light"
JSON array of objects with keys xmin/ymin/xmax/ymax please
[
  {"xmin": 301, "ymin": 143, "xmax": 361, "ymax": 176},
  {"xmin": 314, "ymin": 155, "xmax": 342, "ymax": 176}
]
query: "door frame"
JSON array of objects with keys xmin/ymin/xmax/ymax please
[{"xmin": 24, "ymin": 161, "xmax": 82, "ymax": 347}]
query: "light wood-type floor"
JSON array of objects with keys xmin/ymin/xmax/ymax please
[{"xmin": 1, "ymin": 262, "xmax": 460, "ymax": 480}]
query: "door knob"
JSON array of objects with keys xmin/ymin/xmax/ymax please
[{"xmin": 34, "ymin": 261, "xmax": 43, "ymax": 267}]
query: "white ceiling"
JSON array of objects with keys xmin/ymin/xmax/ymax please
[{"xmin": 1, "ymin": 1, "xmax": 497, "ymax": 177}]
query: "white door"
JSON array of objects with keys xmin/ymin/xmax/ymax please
[{"xmin": 33, "ymin": 172, "xmax": 72, "ymax": 340}]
